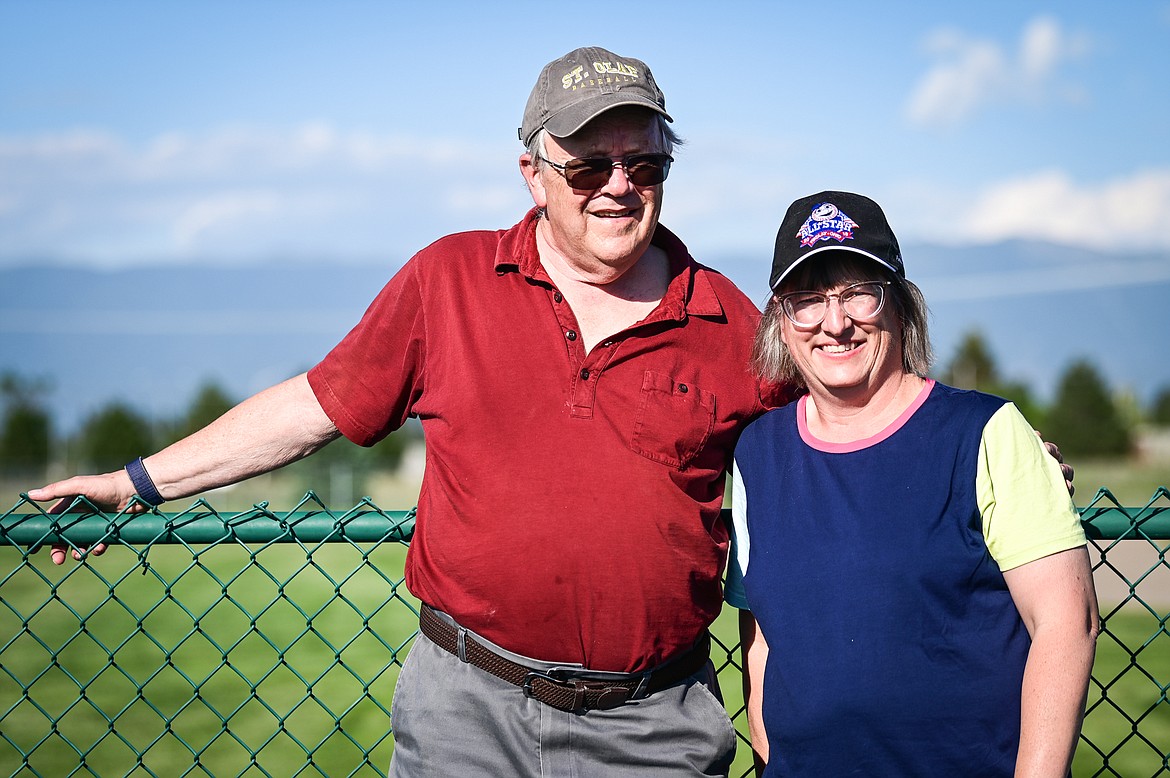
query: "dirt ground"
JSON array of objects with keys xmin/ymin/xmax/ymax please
[{"xmin": 1090, "ymin": 540, "xmax": 1170, "ymax": 610}]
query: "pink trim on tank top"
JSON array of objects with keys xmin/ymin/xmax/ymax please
[{"xmin": 798, "ymin": 379, "xmax": 936, "ymax": 453}]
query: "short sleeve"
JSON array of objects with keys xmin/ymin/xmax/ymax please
[
  {"xmin": 976, "ymin": 403, "xmax": 1086, "ymax": 571},
  {"xmin": 307, "ymin": 258, "xmax": 427, "ymax": 446}
]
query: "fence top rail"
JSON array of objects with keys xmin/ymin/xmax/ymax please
[
  {"xmin": 0, "ymin": 492, "xmax": 417, "ymax": 547},
  {"xmin": 2, "ymin": 488, "xmax": 1168, "ymax": 547},
  {"xmin": 1077, "ymin": 486, "xmax": 1170, "ymax": 539}
]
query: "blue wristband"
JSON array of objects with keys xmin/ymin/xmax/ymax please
[{"xmin": 125, "ymin": 457, "xmax": 166, "ymax": 506}]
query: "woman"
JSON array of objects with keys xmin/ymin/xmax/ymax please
[{"xmin": 725, "ymin": 191, "xmax": 1098, "ymax": 777}]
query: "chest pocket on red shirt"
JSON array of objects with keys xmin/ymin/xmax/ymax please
[{"xmin": 630, "ymin": 370, "xmax": 715, "ymax": 469}]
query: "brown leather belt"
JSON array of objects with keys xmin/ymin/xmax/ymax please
[{"xmin": 418, "ymin": 605, "xmax": 711, "ymax": 713}]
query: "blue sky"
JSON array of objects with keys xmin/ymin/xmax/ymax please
[
  {"xmin": 3, "ymin": 0, "xmax": 1169, "ymax": 269},
  {"xmin": 2, "ymin": 1, "xmax": 1170, "ymax": 436}
]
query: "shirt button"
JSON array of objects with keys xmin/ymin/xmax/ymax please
[
  {"xmin": 566, "ymin": 330, "xmax": 577, "ymax": 341},
  {"xmin": 580, "ymin": 369, "xmax": 590, "ymax": 380},
  {"xmin": 553, "ymin": 292, "xmax": 563, "ymax": 303},
  {"xmin": 678, "ymin": 383, "xmax": 689, "ymax": 394}
]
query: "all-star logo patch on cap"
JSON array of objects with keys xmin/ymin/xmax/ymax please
[
  {"xmin": 769, "ymin": 190, "xmax": 905, "ymax": 291},
  {"xmin": 519, "ymin": 46, "xmax": 672, "ymax": 146}
]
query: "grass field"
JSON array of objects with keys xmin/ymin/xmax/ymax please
[
  {"xmin": 2, "ymin": 539, "xmax": 1167, "ymax": 777},
  {"xmin": 2, "ymin": 460, "xmax": 1166, "ymax": 776},
  {"xmin": 1077, "ymin": 603, "xmax": 1170, "ymax": 776},
  {"xmin": 1, "ymin": 542, "xmax": 415, "ymax": 776},
  {"xmin": 1074, "ymin": 456, "xmax": 1169, "ymax": 505}
]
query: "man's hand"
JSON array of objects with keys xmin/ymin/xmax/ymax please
[
  {"xmin": 27, "ymin": 470, "xmax": 139, "ymax": 564},
  {"xmin": 1039, "ymin": 435, "xmax": 1075, "ymax": 497},
  {"xmin": 25, "ymin": 373, "xmax": 341, "ymax": 565}
]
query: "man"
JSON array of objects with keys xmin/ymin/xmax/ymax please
[{"xmin": 31, "ymin": 47, "xmax": 774, "ymax": 775}]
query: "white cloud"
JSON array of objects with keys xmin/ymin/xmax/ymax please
[
  {"xmin": 906, "ymin": 16, "xmax": 1091, "ymax": 128},
  {"xmin": 0, "ymin": 124, "xmax": 526, "ymax": 265},
  {"xmin": 0, "ymin": 130, "xmax": 123, "ymax": 159},
  {"xmin": 174, "ymin": 191, "xmax": 282, "ymax": 249},
  {"xmin": 906, "ymin": 33, "xmax": 1005, "ymax": 128},
  {"xmin": 961, "ymin": 168, "xmax": 1170, "ymax": 250}
]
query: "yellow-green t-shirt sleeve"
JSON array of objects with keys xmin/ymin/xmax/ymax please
[{"xmin": 977, "ymin": 403, "xmax": 1086, "ymax": 572}]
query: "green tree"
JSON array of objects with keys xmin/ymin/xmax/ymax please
[
  {"xmin": 267, "ymin": 367, "xmax": 418, "ymax": 506},
  {"xmin": 939, "ymin": 330, "xmax": 999, "ymax": 390},
  {"xmin": 1044, "ymin": 359, "xmax": 1132, "ymax": 458},
  {"xmin": 0, "ymin": 373, "xmax": 53, "ymax": 476},
  {"xmin": 286, "ymin": 426, "xmax": 417, "ymax": 506},
  {"xmin": 177, "ymin": 381, "xmax": 236, "ymax": 441},
  {"xmin": 1150, "ymin": 385, "xmax": 1170, "ymax": 426},
  {"xmin": 75, "ymin": 402, "xmax": 154, "ymax": 472},
  {"xmin": 936, "ymin": 330, "xmax": 1044, "ymax": 426}
]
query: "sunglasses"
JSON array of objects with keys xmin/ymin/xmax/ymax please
[{"xmin": 538, "ymin": 153, "xmax": 673, "ymax": 190}]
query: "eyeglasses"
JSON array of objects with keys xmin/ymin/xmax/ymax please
[
  {"xmin": 537, "ymin": 153, "xmax": 673, "ymax": 190},
  {"xmin": 779, "ymin": 281, "xmax": 891, "ymax": 328}
]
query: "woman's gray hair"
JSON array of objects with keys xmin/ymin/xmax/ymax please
[
  {"xmin": 526, "ymin": 112, "xmax": 682, "ymax": 170},
  {"xmin": 752, "ymin": 254, "xmax": 934, "ymax": 388}
]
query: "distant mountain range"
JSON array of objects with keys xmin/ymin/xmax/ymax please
[{"xmin": 2, "ymin": 239, "xmax": 1168, "ymax": 435}]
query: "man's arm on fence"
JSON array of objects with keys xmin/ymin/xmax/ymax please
[
  {"xmin": 1003, "ymin": 545, "xmax": 1099, "ymax": 777},
  {"xmin": 739, "ymin": 608, "xmax": 769, "ymax": 776},
  {"xmin": 28, "ymin": 372, "xmax": 340, "ymax": 563}
]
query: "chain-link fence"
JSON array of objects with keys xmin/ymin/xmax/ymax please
[{"xmin": 2, "ymin": 488, "xmax": 1168, "ymax": 777}]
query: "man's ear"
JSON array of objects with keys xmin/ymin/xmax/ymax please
[{"xmin": 519, "ymin": 153, "xmax": 547, "ymax": 208}]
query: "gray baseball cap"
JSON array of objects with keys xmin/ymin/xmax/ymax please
[{"xmin": 519, "ymin": 46, "xmax": 672, "ymax": 146}]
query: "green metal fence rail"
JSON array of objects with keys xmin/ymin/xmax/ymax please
[{"xmin": 2, "ymin": 488, "xmax": 1167, "ymax": 777}]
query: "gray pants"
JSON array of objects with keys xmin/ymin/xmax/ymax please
[{"xmin": 387, "ymin": 628, "xmax": 736, "ymax": 777}]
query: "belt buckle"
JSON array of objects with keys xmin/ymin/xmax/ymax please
[
  {"xmin": 628, "ymin": 670, "xmax": 652, "ymax": 700},
  {"xmin": 521, "ymin": 667, "xmax": 575, "ymax": 700},
  {"xmin": 522, "ymin": 668, "xmax": 585, "ymax": 712},
  {"xmin": 521, "ymin": 668, "xmax": 560, "ymax": 700},
  {"xmin": 522, "ymin": 668, "xmax": 646, "ymax": 712}
]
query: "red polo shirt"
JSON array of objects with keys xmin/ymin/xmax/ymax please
[{"xmin": 308, "ymin": 209, "xmax": 770, "ymax": 672}]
